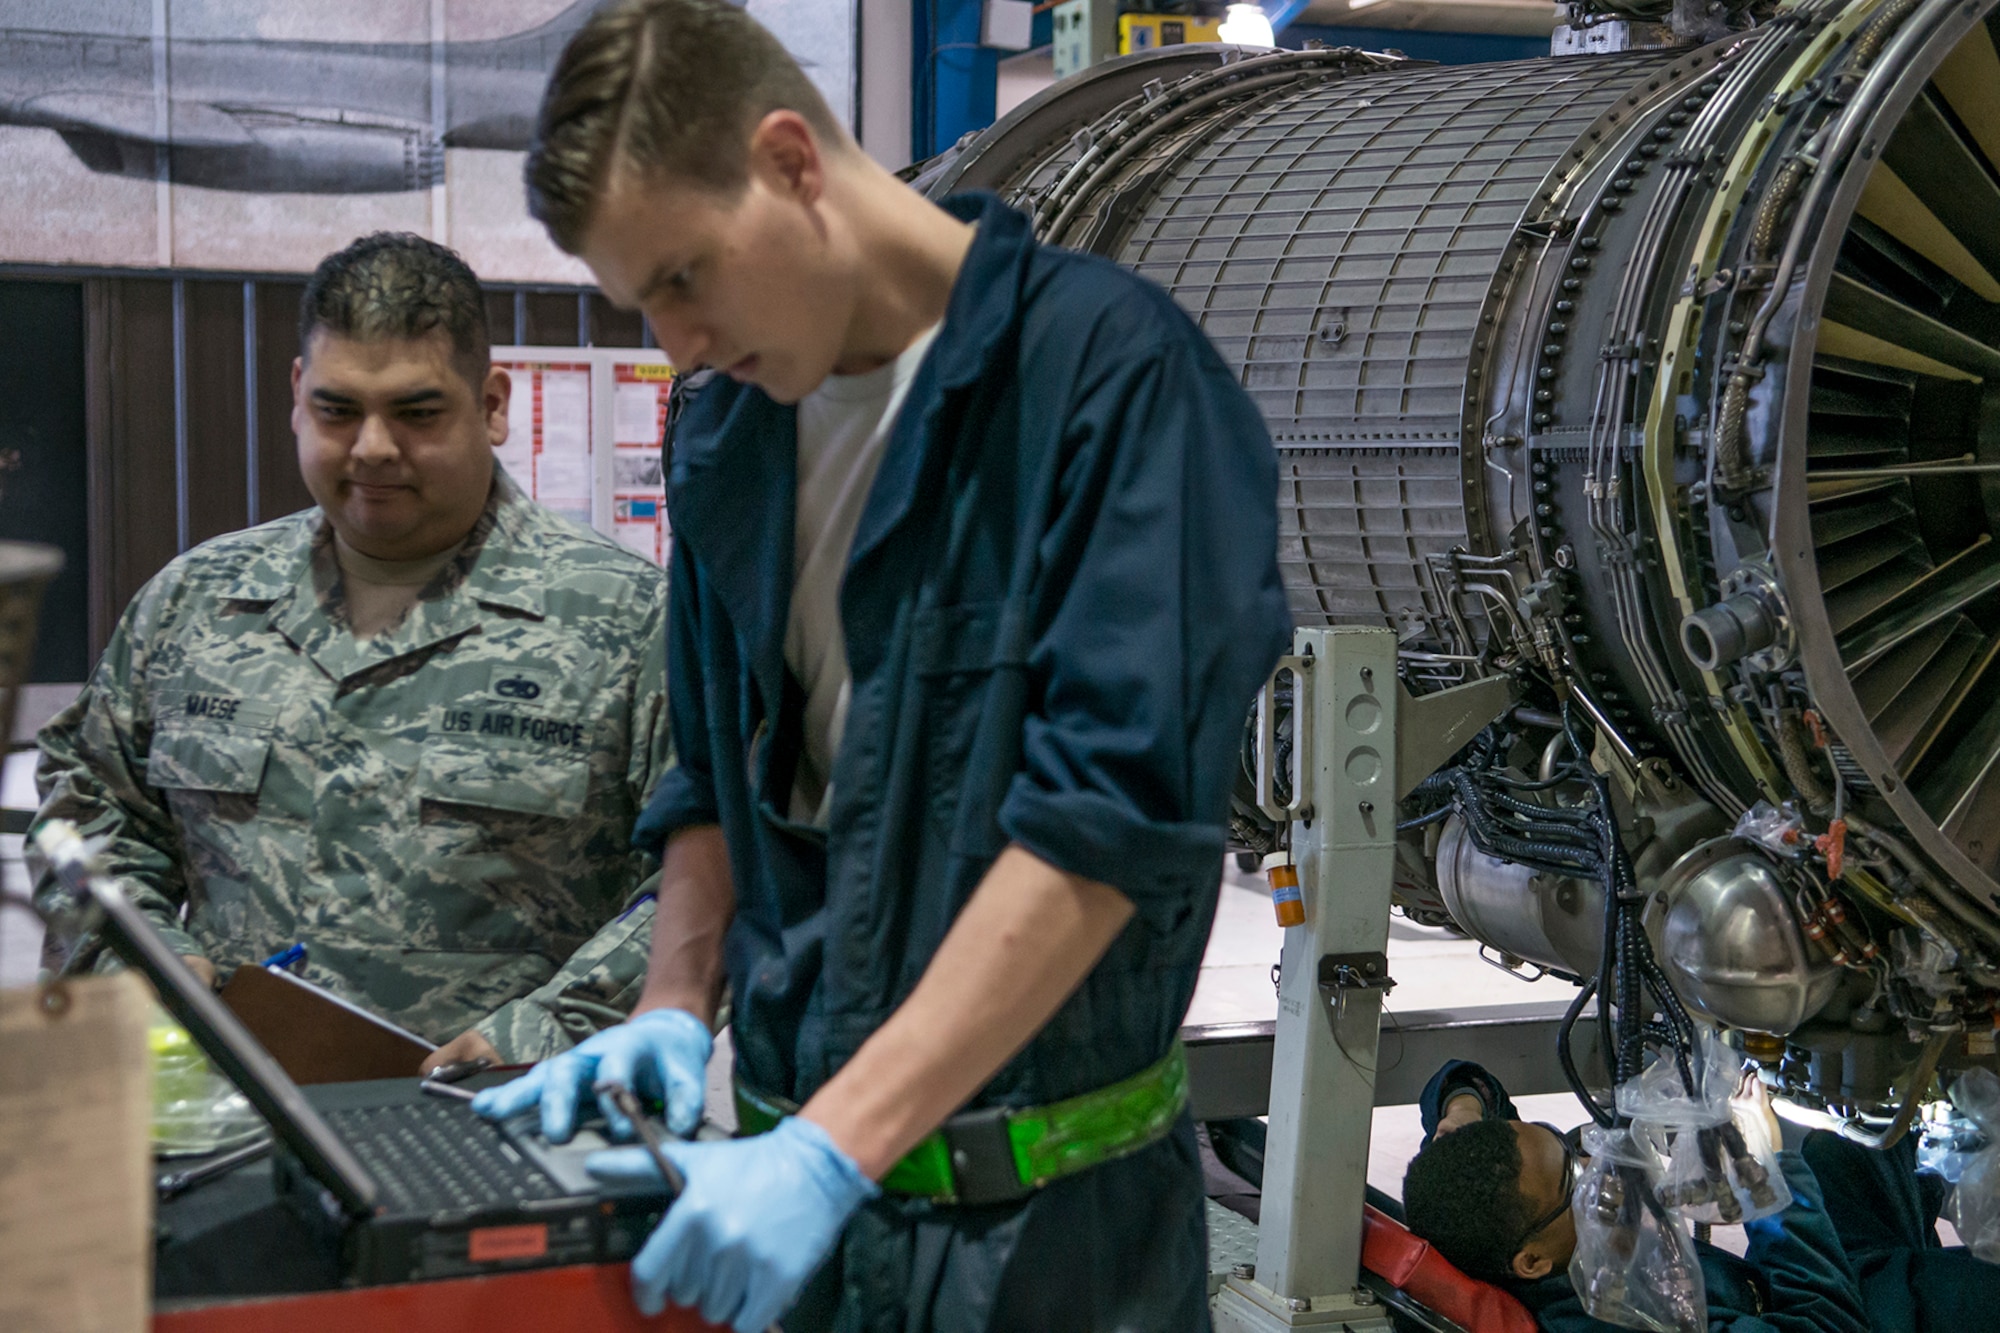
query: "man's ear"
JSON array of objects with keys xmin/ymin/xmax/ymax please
[
  {"xmin": 1511, "ymin": 1244, "xmax": 1555, "ymax": 1282},
  {"xmin": 747, "ymin": 108, "xmax": 825, "ymax": 205},
  {"xmin": 484, "ymin": 365, "xmax": 512, "ymax": 447}
]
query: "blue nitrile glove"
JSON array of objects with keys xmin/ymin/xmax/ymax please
[
  {"xmin": 469, "ymin": 1007, "xmax": 712, "ymax": 1141},
  {"xmin": 586, "ymin": 1115, "xmax": 879, "ymax": 1329}
]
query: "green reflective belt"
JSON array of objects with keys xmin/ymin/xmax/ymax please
[{"xmin": 733, "ymin": 1040, "xmax": 1188, "ymax": 1207}]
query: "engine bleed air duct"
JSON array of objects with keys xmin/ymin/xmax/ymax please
[{"xmin": 920, "ymin": 0, "xmax": 2000, "ymax": 987}]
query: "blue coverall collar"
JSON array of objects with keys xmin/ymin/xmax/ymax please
[{"xmin": 667, "ymin": 192, "xmax": 1035, "ymax": 719}]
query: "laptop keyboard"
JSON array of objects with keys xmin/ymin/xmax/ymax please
[{"xmin": 326, "ymin": 1099, "xmax": 562, "ymax": 1214}]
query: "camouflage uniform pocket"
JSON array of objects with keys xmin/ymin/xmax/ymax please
[
  {"xmin": 146, "ymin": 725, "xmax": 273, "ymax": 795},
  {"xmin": 414, "ymin": 744, "xmax": 590, "ymax": 818}
]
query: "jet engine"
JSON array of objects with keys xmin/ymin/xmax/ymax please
[{"xmin": 919, "ymin": 0, "xmax": 2000, "ymax": 1132}]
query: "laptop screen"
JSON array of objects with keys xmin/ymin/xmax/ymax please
[{"xmin": 36, "ymin": 822, "xmax": 379, "ymax": 1218}]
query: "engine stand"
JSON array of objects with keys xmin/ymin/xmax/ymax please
[{"xmin": 1214, "ymin": 627, "xmax": 1512, "ymax": 1332}]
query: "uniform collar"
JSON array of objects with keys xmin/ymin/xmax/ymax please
[
  {"xmin": 848, "ymin": 193, "xmax": 1031, "ymax": 575},
  {"xmin": 225, "ymin": 510, "xmax": 319, "ymax": 603},
  {"xmin": 667, "ymin": 193, "xmax": 1036, "ymax": 713},
  {"xmin": 259, "ymin": 465, "xmax": 544, "ymax": 683},
  {"xmin": 455, "ymin": 466, "xmax": 548, "ymax": 619},
  {"xmin": 926, "ymin": 193, "xmax": 1034, "ymax": 394}
]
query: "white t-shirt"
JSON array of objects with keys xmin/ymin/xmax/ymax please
[{"xmin": 785, "ymin": 323, "xmax": 941, "ymax": 824}]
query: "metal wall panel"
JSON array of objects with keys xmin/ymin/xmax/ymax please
[
  {"xmin": 85, "ymin": 278, "xmax": 180, "ymax": 656},
  {"xmin": 180, "ymin": 279, "xmax": 252, "ymax": 550},
  {"xmin": 252, "ymin": 279, "xmax": 317, "ymax": 527}
]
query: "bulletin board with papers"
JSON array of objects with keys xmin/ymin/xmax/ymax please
[
  {"xmin": 491, "ymin": 347, "xmax": 673, "ymax": 566},
  {"xmin": 610, "ymin": 361, "xmax": 673, "ymax": 565}
]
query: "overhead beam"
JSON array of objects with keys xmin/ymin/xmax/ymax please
[{"xmin": 1183, "ymin": 1000, "xmax": 1609, "ymax": 1119}]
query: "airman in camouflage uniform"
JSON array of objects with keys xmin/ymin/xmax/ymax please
[{"xmin": 31, "ymin": 233, "xmax": 669, "ymax": 1063}]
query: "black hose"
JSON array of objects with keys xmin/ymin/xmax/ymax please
[
  {"xmin": 1445, "ymin": 721, "xmax": 1699, "ymax": 1105},
  {"xmin": 1595, "ymin": 847, "xmax": 1624, "ymax": 1101},
  {"xmin": 1560, "ymin": 974, "xmax": 1616, "ymax": 1128}
]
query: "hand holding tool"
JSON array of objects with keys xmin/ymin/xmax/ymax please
[
  {"xmin": 585, "ymin": 1115, "xmax": 876, "ymax": 1332},
  {"xmin": 470, "ymin": 1008, "xmax": 712, "ymax": 1142}
]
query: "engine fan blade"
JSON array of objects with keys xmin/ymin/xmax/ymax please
[
  {"xmin": 1880, "ymin": 617, "xmax": 1990, "ymax": 771},
  {"xmin": 1852, "ymin": 617, "xmax": 1959, "ymax": 718},
  {"xmin": 1855, "ymin": 164, "xmax": 2000, "ymax": 303},
  {"xmin": 1915, "ymin": 677, "xmax": 2000, "ymax": 873},
  {"xmin": 1809, "ymin": 480, "xmax": 1918, "ymax": 548},
  {"xmin": 1930, "ymin": 20, "xmax": 2000, "ymax": 181},
  {"xmin": 1880, "ymin": 87, "xmax": 2000, "ymax": 298},
  {"xmin": 1836, "ymin": 535, "xmax": 2000, "ymax": 672},
  {"xmin": 1821, "ymin": 272, "xmax": 2000, "ymax": 382},
  {"xmin": 1817, "ymin": 525, "xmax": 1929, "ymax": 595}
]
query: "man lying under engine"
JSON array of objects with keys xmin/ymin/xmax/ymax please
[{"xmin": 1401, "ymin": 1059, "xmax": 2000, "ymax": 1332}]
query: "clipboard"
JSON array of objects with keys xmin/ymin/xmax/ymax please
[{"xmin": 218, "ymin": 965, "xmax": 436, "ymax": 1085}]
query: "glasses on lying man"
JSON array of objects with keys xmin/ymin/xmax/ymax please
[{"xmin": 1513, "ymin": 1121, "xmax": 1583, "ymax": 1253}]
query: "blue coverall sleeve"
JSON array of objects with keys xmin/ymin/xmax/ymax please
[
  {"xmin": 1734, "ymin": 1150, "xmax": 1870, "ymax": 1333},
  {"xmin": 996, "ymin": 322, "xmax": 1292, "ymax": 930},
  {"xmin": 633, "ymin": 547, "xmax": 719, "ymax": 855},
  {"xmin": 1418, "ymin": 1059, "xmax": 1521, "ymax": 1144}
]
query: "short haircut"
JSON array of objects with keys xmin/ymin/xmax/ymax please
[
  {"xmin": 526, "ymin": 0, "xmax": 845, "ymax": 254},
  {"xmin": 298, "ymin": 232, "xmax": 490, "ymax": 383},
  {"xmin": 1400, "ymin": 1120, "xmax": 1535, "ymax": 1285}
]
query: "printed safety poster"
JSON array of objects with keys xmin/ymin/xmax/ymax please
[
  {"xmin": 611, "ymin": 361, "xmax": 673, "ymax": 565},
  {"xmin": 496, "ymin": 358, "xmax": 594, "ymax": 531},
  {"xmin": 492, "ymin": 346, "xmax": 672, "ymax": 566}
]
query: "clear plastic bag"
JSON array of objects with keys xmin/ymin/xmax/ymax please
[
  {"xmin": 1616, "ymin": 1035, "xmax": 1732, "ymax": 1129},
  {"xmin": 1731, "ymin": 800, "xmax": 1803, "ymax": 856},
  {"xmin": 1892, "ymin": 929, "xmax": 1962, "ymax": 999},
  {"xmin": 1919, "ymin": 1103, "xmax": 1985, "ymax": 1186},
  {"xmin": 1947, "ymin": 1067, "xmax": 2000, "ymax": 1263},
  {"xmin": 1620, "ymin": 1031, "xmax": 1792, "ymax": 1226},
  {"xmin": 150, "ymin": 1007, "xmax": 263, "ymax": 1157},
  {"xmin": 1569, "ymin": 1126, "xmax": 1708, "ymax": 1333}
]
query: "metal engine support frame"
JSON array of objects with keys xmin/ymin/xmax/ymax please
[{"xmin": 1216, "ymin": 629, "xmax": 1510, "ymax": 1331}]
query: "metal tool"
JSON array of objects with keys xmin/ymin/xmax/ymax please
[
  {"xmin": 157, "ymin": 1136, "xmax": 273, "ymax": 1201},
  {"xmin": 418, "ymin": 1078, "xmax": 477, "ymax": 1103},
  {"xmin": 597, "ymin": 1082, "xmax": 685, "ymax": 1195},
  {"xmin": 594, "ymin": 1084, "xmax": 785, "ymax": 1332},
  {"xmin": 423, "ymin": 1056, "xmax": 493, "ymax": 1085}
]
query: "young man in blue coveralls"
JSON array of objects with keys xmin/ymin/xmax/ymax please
[
  {"xmin": 472, "ymin": 3, "xmax": 1292, "ymax": 1330},
  {"xmin": 1402, "ymin": 1059, "xmax": 2000, "ymax": 1332}
]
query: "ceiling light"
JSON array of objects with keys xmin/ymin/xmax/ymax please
[{"xmin": 1219, "ymin": 3, "xmax": 1277, "ymax": 47}]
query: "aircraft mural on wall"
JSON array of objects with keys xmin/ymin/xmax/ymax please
[
  {"xmin": 0, "ymin": 0, "xmax": 849, "ymax": 279},
  {"xmin": 0, "ymin": 1, "xmax": 595, "ymax": 194}
]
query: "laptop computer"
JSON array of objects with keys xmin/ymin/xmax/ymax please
[{"xmin": 37, "ymin": 821, "xmax": 676, "ymax": 1286}]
